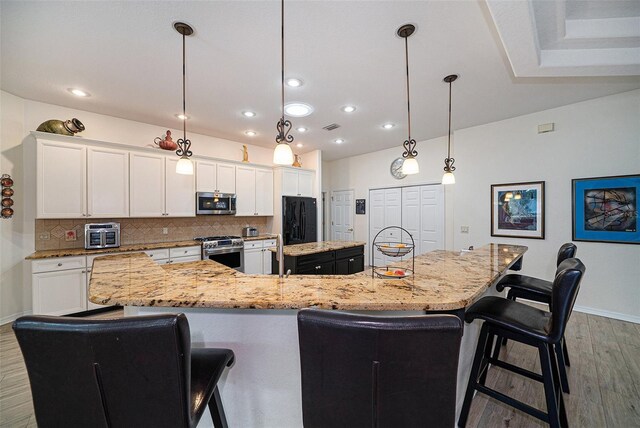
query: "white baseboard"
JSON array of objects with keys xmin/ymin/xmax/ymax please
[
  {"xmin": 0, "ymin": 310, "xmax": 33, "ymax": 327},
  {"xmin": 573, "ymin": 305, "xmax": 640, "ymax": 324}
]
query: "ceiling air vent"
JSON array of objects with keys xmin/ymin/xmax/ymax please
[{"xmin": 322, "ymin": 123, "xmax": 340, "ymax": 131}]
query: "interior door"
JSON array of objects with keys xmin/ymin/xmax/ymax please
[
  {"xmin": 420, "ymin": 185, "xmax": 445, "ymax": 253},
  {"xmin": 383, "ymin": 188, "xmax": 402, "ymax": 265},
  {"xmin": 331, "ymin": 190, "xmax": 354, "ymax": 241},
  {"xmin": 369, "ymin": 189, "xmax": 386, "ymax": 268},
  {"xmin": 401, "ymin": 187, "xmax": 421, "ymax": 256}
]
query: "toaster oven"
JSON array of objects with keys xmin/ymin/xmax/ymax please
[{"xmin": 84, "ymin": 223, "xmax": 120, "ymax": 250}]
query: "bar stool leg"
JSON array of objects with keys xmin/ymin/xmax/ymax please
[
  {"xmin": 208, "ymin": 386, "xmax": 229, "ymax": 428},
  {"xmin": 549, "ymin": 343, "xmax": 569, "ymax": 428},
  {"xmin": 479, "ymin": 331, "xmax": 495, "ymax": 386},
  {"xmin": 562, "ymin": 337, "xmax": 571, "ymax": 366},
  {"xmin": 539, "ymin": 343, "xmax": 561, "ymax": 428},
  {"xmin": 554, "ymin": 340, "xmax": 570, "ymax": 394},
  {"xmin": 458, "ymin": 324, "xmax": 490, "ymax": 427}
]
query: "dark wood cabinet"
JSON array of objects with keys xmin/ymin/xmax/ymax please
[{"xmin": 272, "ymin": 245, "xmax": 364, "ymax": 275}]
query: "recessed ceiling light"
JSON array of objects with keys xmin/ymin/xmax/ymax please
[
  {"xmin": 334, "ymin": 139, "xmax": 344, "ymax": 144},
  {"xmin": 245, "ymin": 130, "xmax": 257, "ymax": 136},
  {"xmin": 296, "ymin": 127, "xmax": 308, "ymax": 133},
  {"xmin": 341, "ymin": 105, "xmax": 356, "ymax": 113},
  {"xmin": 382, "ymin": 123, "xmax": 395, "ymax": 129},
  {"xmin": 242, "ymin": 111, "xmax": 256, "ymax": 117},
  {"xmin": 284, "ymin": 103, "xmax": 313, "ymax": 117},
  {"xmin": 296, "ymin": 143, "xmax": 304, "ymax": 148},
  {"xmin": 68, "ymin": 88, "xmax": 90, "ymax": 97},
  {"xmin": 176, "ymin": 114, "xmax": 189, "ymax": 120},
  {"xmin": 286, "ymin": 78, "xmax": 303, "ymax": 87}
]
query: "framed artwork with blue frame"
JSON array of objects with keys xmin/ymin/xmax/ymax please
[{"xmin": 572, "ymin": 174, "xmax": 639, "ymax": 244}]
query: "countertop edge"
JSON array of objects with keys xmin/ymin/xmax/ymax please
[{"xmin": 26, "ymin": 240, "xmax": 200, "ymax": 260}]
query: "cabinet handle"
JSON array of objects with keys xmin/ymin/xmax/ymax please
[
  {"xmin": 57, "ymin": 263, "xmax": 63, "ymax": 267},
  {"xmin": 87, "ymin": 214, "xmax": 91, "ymax": 217},
  {"xmin": 349, "ymin": 258, "xmax": 354, "ymax": 262},
  {"xmin": 315, "ymin": 265, "xmax": 321, "ymax": 270},
  {"xmin": 184, "ymin": 250, "xmax": 188, "ymax": 254},
  {"xmin": 81, "ymin": 270, "xmax": 86, "ymax": 273}
]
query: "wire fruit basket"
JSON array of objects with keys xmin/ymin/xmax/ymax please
[{"xmin": 371, "ymin": 226, "xmax": 415, "ymax": 279}]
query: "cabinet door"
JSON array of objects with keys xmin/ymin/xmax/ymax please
[
  {"xmin": 37, "ymin": 140, "xmax": 86, "ymax": 218},
  {"xmin": 235, "ymin": 166, "xmax": 256, "ymax": 216},
  {"xmin": 244, "ymin": 248, "xmax": 263, "ymax": 274},
  {"xmin": 262, "ymin": 248, "xmax": 273, "ymax": 274},
  {"xmin": 349, "ymin": 255, "xmax": 365, "ymax": 274},
  {"xmin": 255, "ymin": 169, "xmax": 274, "ymax": 216},
  {"xmin": 33, "ymin": 269, "xmax": 87, "ymax": 315},
  {"xmin": 217, "ymin": 163, "xmax": 236, "ymax": 194},
  {"xmin": 335, "ymin": 258, "xmax": 350, "ymax": 275},
  {"xmin": 297, "ymin": 171, "xmax": 314, "ymax": 197},
  {"xmin": 130, "ymin": 152, "xmax": 165, "ymax": 217},
  {"xmin": 87, "ymin": 147, "xmax": 129, "ymax": 217},
  {"xmin": 166, "ymin": 157, "xmax": 195, "ymax": 217},
  {"xmin": 196, "ymin": 160, "xmax": 217, "ymax": 192},
  {"xmin": 282, "ymin": 169, "xmax": 299, "ymax": 196}
]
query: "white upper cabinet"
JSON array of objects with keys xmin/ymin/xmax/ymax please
[
  {"xmin": 235, "ymin": 166, "xmax": 256, "ymax": 216},
  {"xmin": 196, "ymin": 160, "xmax": 236, "ymax": 194},
  {"xmin": 87, "ymin": 147, "xmax": 129, "ymax": 217},
  {"xmin": 37, "ymin": 140, "xmax": 87, "ymax": 218},
  {"xmin": 255, "ymin": 169, "xmax": 274, "ymax": 216},
  {"xmin": 279, "ymin": 167, "xmax": 314, "ymax": 197},
  {"xmin": 165, "ymin": 158, "xmax": 195, "ymax": 217},
  {"xmin": 217, "ymin": 162, "xmax": 236, "ymax": 194},
  {"xmin": 235, "ymin": 166, "xmax": 273, "ymax": 216},
  {"xmin": 196, "ymin": 160, "xmax": 217, "ymax": 192},
  {"xmin": 130, "ymin": 152, "xmax": 165, "ymax": 217}
]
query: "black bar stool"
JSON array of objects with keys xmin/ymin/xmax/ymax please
[
  {"xmin": 495, "ymin": 242, "xmax": 577, "ymax": 393},
  {"xmin": 13, "ymin": 313, "xmax": 234, "ymax": 428},
  {"xmin": 298, "ymin": 309, "xmax": 463, "ymax": 428},
  {"xmin": 458, "ymin": 258, "xmax": 585, "ymax": 428}
]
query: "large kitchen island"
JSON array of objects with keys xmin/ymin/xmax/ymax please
[{"xmin": 90, "ymin": 243, "xmax": 527, "ymax": 427}]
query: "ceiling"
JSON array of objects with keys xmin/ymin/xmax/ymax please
[{"xmin": 1, "ymin": 1, "xmax": 639, "ymax": 161}]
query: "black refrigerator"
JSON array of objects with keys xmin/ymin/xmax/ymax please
[{"xmin": 283, "ymin": 196, "xmax": 317, "ymax": 245}]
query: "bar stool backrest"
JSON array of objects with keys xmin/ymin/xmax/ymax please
[
  {"xmin": 549, "ymin": 258, "xmax": 586, "ymax": 343},
  {"xmin": 297, "ymin": 309, "xmax": 463, "ymax": 428},
  {"xmin": 556, "ymin": 243, "xmax": 577, "ymax": 267},
  {"xmin": 13, "ymin": 314, "xmax": 193, "ymax": 428}
]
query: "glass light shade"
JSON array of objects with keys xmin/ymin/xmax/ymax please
[
  {"xmin": 273, "ymin": 143, "xmax": 294, "ymax": 165},
  {"xmin": 176, "ymin": 157, "xmax": 194, "ymax": 175},
  {"xmin": 401, "ymin": 157, "xmax": 419, "ymax": 175},
  {"xmin": 442, "ymin": 171, "xmax": 456, "ymax": 184}
]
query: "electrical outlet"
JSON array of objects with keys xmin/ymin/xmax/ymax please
[
  {"xmin": 162, "ymin": 227, "xmax": 169, "ymax": 235},
  {"xmin": 460, "ymin": 226, "xmax": 470, "ymax": 234},
  {"xmin": 39, "ymin": 232, "xmax": 50, "ymax": 240}
]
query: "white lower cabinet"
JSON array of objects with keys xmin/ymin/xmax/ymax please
[
  {"xmin": 243, "ymin": 239, "xmax": 276, "ymax": 274},
  {"xmin": 32, "ymin": 256, "xmax": 88, "ymax": 316}
]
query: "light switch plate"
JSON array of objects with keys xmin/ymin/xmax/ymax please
[
  {"xmin": 162, "ymin": 227, "xmax": 169, "ymax": 235},
  {"xmin": 460, "ymin": 226, "xmax": 470, "ymax": 234}
]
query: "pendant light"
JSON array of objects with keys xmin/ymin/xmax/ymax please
[
  {"xmin": 174, "ymin": 22, "xmax": 194, "ymax": 175},
  {"xmin": 398, "ymin": 24, "xmax": 419, "ymax": 175},
  {"xmin": 442, "ymin": 74, "xmax": 458, "ymax": 184},
  {"xmin": 273, "ymin": 0, "xmax": 295, "ymax": 165}
]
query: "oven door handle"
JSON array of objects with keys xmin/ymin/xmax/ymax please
[{"xmin": 203, "ymin": 247, "xmax": 244, "ymax": 256}]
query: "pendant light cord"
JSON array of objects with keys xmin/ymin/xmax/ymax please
[
  {"xmin": 281, "ymin": 0, "xmax": 285, "ymax": 119},
  {"xmin": 182, "ymin": 31, "xmax": 187, "ymax": 142},
  {"xmin": 447, "ymin": 79, "xmax": 452, "ymax": 159},
  {"xmin": 404, "ymin": 35, "xmax": 411, "ymax": 140}
]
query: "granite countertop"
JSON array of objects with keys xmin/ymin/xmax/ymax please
[
  {"xmin": 243, "ymin": 234, "xmax": 277, "ymax": 242},
  {"xmin": 269, "ymin": 241, "xmax": 367, "ymax": 256},
  {"xmin": 26, "ymin": 240, "xmax": 200, "ymax": 260},
  {"xmin": 89, "ymin": 243, "xmax": 527, "ymax": 311}
]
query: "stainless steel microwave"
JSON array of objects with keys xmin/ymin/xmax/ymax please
[{"xmin": 196, "ymin": 192, "xmax": 236, "ymax": 215}]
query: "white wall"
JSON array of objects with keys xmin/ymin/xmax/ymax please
[
  {"xmin": 324, "ymin": 89, "xmax": 640, "ymax": 322},
  {"xmin": 0, "ymin": 91, "xmax": 291, "ymax": 323}
]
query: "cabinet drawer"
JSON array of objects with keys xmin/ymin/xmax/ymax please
[
  {"xmin": 32, "ymin": 256, "xmax": 86, "ymax": 274},
  {"xmin": 335, "ymin": 246, "xmax": 365, "ymax": 260},
  {"xmin": 169, "ymin": 246, "xmax": 201, "ymax": 258},
  {"xmin": 169, "ymin": 255, "xmax": 202, "ymax": 264},
  {"xmin": 244, "ymin": 241, "xmax": 264, "ymax": 250},
  {"xmin": 296, "ymin": 251, "xmax": 335, "ymax": 267},
  {"xmin": 143, "ymin": 248, "xmax": 170, "ymax": 260},
  {"xmin": 263, "ymin": 239, "xmax": 277, "ymax": 248}
]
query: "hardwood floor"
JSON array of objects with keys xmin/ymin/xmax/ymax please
[{"xmin": 1, "ymin": 309, "xmax": 638, "ymax": 427}]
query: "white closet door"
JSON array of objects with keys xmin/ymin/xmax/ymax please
[
  {"xmin": 420, "ymin": 185, "xmax": 445, "ymax": 253},
  {"xmin": 384, "ymin": 188, "xmax": 402, "ymax": 266},
  {"xmin": 401, "ymin": 187, "xmax": 421, "ymax": 256},
  {"xmin": 369, "ymin": 189, "xmax": 386, "ymax": 268}
]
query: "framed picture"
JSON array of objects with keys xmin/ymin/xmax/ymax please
[
  {"xmin": 572, "ymin": 174, "xmax": 639, "ymax": 244},
  {"xmin": 355, "ymin": 199, "xmax": 366, "ymax": 215},
  {"xmin": 491, "ymin": 181, "xmax": 545, "ymax": 239}
]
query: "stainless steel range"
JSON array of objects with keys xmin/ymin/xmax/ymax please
[{"xmin": 195, "ymin": 235, "xmax": 244, "ymax": 272}]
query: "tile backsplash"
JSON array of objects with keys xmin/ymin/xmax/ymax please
[{"xmin": 35, "ymin": 217, "xmax": 268, "ymax": 251}]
